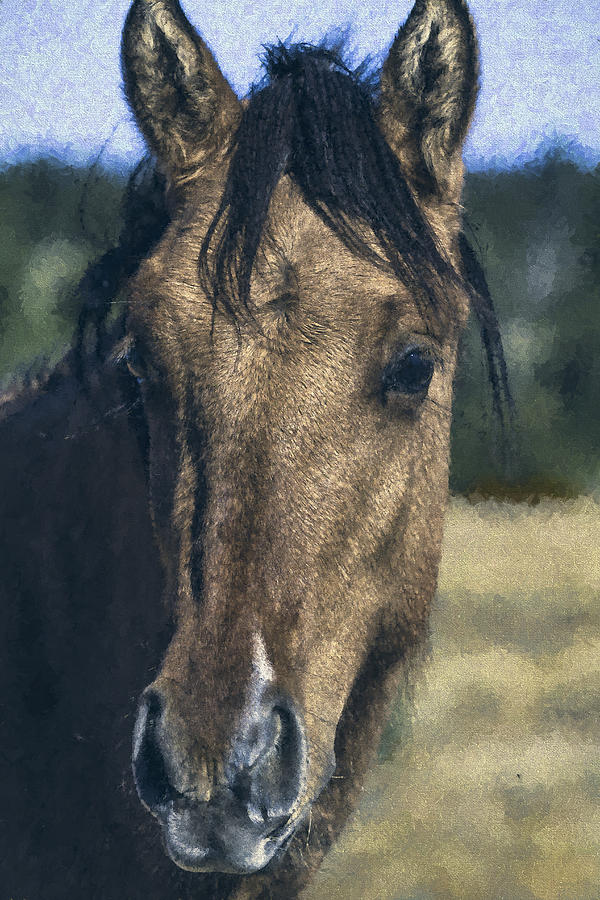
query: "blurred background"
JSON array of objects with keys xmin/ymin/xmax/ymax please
[{"xmin": 2, "ymin": 1, "xmax": 599, "ymax": 898}]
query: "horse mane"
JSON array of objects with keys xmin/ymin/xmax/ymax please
[
  {"xmin": 198, "ymin": 41, "xmax": 458, "ymax": 324},
  {"xmin": 459, "ymin": 231, "xmax": 514, "ymax": 434}
]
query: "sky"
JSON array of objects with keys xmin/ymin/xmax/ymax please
[{"xmin": 0, "ymin": 0, "xmax": 599, "ymax": 171}]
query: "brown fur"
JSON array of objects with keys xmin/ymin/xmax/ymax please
[{"xmin": 0, "ymin": 1, "xmax": 480, "ymax": 897}]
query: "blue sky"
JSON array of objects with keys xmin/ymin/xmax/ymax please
[{"xmin": 1, "ymin": 0, "xmax": 598, "ymax": 170}]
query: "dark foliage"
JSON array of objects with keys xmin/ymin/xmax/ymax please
[{"xmin": 452, "ymin": 147, "xmax": 600, "ymax": 497}]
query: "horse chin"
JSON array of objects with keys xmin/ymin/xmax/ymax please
[{"xmin": 158, "ymin": 796, "xmax": 303, "ymax": 875}]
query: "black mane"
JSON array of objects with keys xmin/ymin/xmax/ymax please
[{"xmin": 198, "ymin": 42, "xmax": 457, "ymax": 320}]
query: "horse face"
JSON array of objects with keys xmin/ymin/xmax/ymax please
[{"xmin": 121, "ymin": 0, "xmax": 477, "ymax": 876}]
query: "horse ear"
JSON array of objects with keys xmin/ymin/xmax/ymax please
[
  {"xmin": 379, "ymin": 0, "xmax": 478, "ymax": 199},
  {"xmin": 121, "ymin": 0, "xmax": 240, "ymax": 177}
]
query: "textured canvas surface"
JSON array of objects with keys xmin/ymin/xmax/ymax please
[{"xmin": 1, "ymin": 2, "xmax": 597, "ymax": 898}]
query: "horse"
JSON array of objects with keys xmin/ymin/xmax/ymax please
[{"xmin": 0, "ymin": 0, "xmax": 508, "ymax": 896}]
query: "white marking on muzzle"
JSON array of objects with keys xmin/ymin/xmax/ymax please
[
  {"xmin": 252, "ymin": 631, "xmax": 274, "ymax": 687},
  {"xmin": 228, "ymin": 632, "xmax": 275, "ymax": 772}
]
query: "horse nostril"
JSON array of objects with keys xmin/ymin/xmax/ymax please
[
  {"xmin": 132, "ymin": 689, "xmax": 178, "ymax": 814},
  {"xmin": 239, "ymin": 699, "xmax": 307, "ymax": 823}
]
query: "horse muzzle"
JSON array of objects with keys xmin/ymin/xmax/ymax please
[{"xmin": 131, "ymin": 687, "xmax": 312, "ymax": 873}]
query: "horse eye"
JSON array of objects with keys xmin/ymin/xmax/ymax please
[
  {"xmin": 381, "ymin": 348, "xmax": 435, "ymax": 398},
  {"xmin": 125, "ymin": 344, "xmax": 149, "ymax": 384}
]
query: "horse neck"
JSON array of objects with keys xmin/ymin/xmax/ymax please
[{"xmin": 0, "ymin": 349, "xmax": 160, "ymax": 635}]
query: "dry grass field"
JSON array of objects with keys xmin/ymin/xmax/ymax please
[{"xmin": 306, "ymin": 498, "xmax": 600, "ymax": 900}]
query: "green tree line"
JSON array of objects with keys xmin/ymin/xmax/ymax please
[{"xmin": 1, "ymin": 148, "xmax": 598, "ymax": 496}]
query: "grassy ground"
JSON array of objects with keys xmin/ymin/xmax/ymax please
[{"xmin": 306, "ymin": 498, "xmax": 600, "ymax": 900}]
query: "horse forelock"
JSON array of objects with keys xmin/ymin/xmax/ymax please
[{"xmin": 197, "ymin": 40, "xmax": 463, "ymax": 329}]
